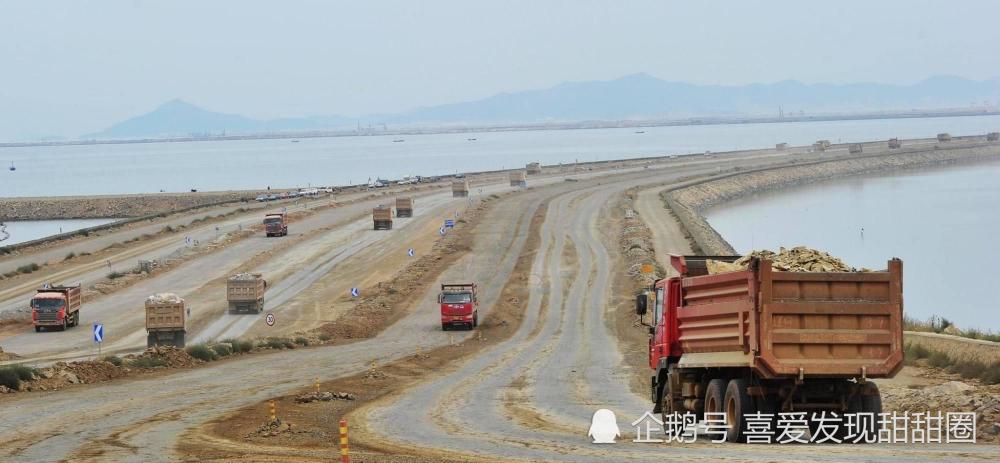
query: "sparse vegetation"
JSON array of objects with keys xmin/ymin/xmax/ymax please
[
  {"xmin": 129, "ymin": 357, "xmax": 167, "ymax": 368},
  {"xmin": 186, "ymin": 344, "xmax": 218, "ymax": 362},
  {"xmin": 905, "ymin": 315, "xmax": 1000, "ymax": 342},
  {"xmin": 102, "ymin": 355, "xmax": 123, "ymax": 366},
  {"xmin": 318, "ymin": 334, "xmax": 331, "ymax": 342},
  {"xmin": 107, "ymin": 271, "xmax": 126, "ymax": 280},
  {"xmin": 211, "ymin": 343, "xmax": 233, "ymax": 357},
  {"xmin": 162, "ymin": 225, "xmax": 175, "ymax": 233},
  {"xmin": 17, "ymin": 263, "xmax": 40, "ymax": 274},
  {"xmin": 223, "ymin": 338, "xmax": 254, "ymax": 354},
  {"xmin": 294, "ymin": 337, "xmax": 309, "ymax": 346},
  {"xmin": 260, "ymin": 337, "xmax": 295, "ymax": 349},
  {"xmin": 904, "ymin": 342, "xmax": 1000, "ymax": 385},
  {"xmin": 0, "ymin": 364, "xmax": 38, "ymax": 389},
  {"xmin": 64, "ymin": 252, "xmax": 76, "ymax": 261}
]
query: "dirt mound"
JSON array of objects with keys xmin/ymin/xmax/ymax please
[
  {"xmin": 294, "ymin": 391, "xmax": 356, "ymax": 403},
  {"xmin": 882, "ymin": 379, "xmax": 1000, "ymax": 442},
  {"xmin": 253, "ymin": 419, "xmax": 296, "ymax": 437},
  {"xmin": 126, "ymin": 345, "xmax": 201, "ymax": 368},
  {"xmin": 708, "ymin": 246, "xmax": 858, "ymax": 273}
]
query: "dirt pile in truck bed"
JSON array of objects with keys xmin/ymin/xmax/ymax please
[
  {"xmin": 708, "ymin": 246, "xmax": 859, "ymax": 274},
  {"xmin": 147, "ymin": 292, "xmax": 183, "ymax": 304},
  {"xmin": 229, "ymin": 272, "xmax": 258, "ymax": 280}
]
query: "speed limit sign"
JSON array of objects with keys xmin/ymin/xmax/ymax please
[{"xmin": 265, "ymin": 313, "xmax": 275, "ymax": 326}]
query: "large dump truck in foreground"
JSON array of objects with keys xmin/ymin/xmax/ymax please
[
  {"xmin": 146, "ymin": 293, "xmax": 186, "ymax": 348},
  {"xmin": 637, "ymin": 255, "xmax": 903, "ymax": 442},
  {"xmin": 227, "ymin": 273, "xmax": 266, "ymax": 313}
]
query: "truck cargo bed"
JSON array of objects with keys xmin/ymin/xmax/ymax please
[{"xmin": 675, "ymin": 257, "xmax": 903, "ymax": 379}]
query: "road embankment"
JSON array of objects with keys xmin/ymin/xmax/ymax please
[
  {"xmin": 0, "ymin": 190, "xmax": 279, "ymax": 221},
  {"xmin": 663, "ymin": 141, "xmax": 1000, "ymax": 254}
]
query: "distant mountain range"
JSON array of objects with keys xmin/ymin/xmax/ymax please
[{"xmin": 89, "ymin": 74, "xmax": 1000, "ymax": 139}]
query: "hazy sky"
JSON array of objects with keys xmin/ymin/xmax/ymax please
[{"xmin": 3, "ymin": 0, "xmax": 1000, "ymax": 140}]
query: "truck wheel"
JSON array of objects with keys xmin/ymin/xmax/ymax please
[
  {"xmin": 175, "ymin": 332, "xmax": 186, "ymax": 348},
  {"xmin": 473, "ymin": 312, "xmax": 478, "ymax": 328},
  {"xmin": 659, "ymin": 365, "xmax": 678, "ymax": 424},
  {"xmin": 441, "ymin": 323, "xmax": 449, "ymax": 331},
  {"xmin": 35, "ymin": 326, "xmax": 42, "ymax": 333},
  {"xmin": 72, "ymin": 312, "xmax": 80, "ymax": 327},
  {"xmin": 859, "ymin": 383, "xmax": 882, "ymax": 441},
  {"xmin": 724, "ymin": 378, "xmax": 754, "ymax": 443},
  {"xmin": 704, "ymin": 378, "xmax": 726, "ymax": 418},
  {"xmin": 58, "ymin": 318, "xmax": 67, "ymax": 331},
  {"xmin": 147, "ymin": 333, "xmax": 156, "ymax": 348}
]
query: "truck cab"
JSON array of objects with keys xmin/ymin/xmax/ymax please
[
  {"xmin": 263, "ymin": 213, "xmax": 288, "ymax": 237},
  {"xmin": 439, "ymin": 283, "xmax": 478, "ymax": 330},
  {"xmin": 31, "ymin": 284, "xmax": 82, "ymax": 332}
]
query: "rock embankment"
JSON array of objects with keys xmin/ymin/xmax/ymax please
[
  {"xmin": 0, "ymin": 190, "xmax": 277, "ymax": 220},
  {"xmin": 665, "ymin": 142, "xmax": 1000, "ymax": 254}
]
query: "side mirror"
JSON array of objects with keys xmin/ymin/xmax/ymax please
[
  {"xmin": 635, "ymin": 293, "xmax": 648, "ymax": 316},
  {"xmin": 437, "ymin": 294, "xmax": 443, "ymax": 304}
]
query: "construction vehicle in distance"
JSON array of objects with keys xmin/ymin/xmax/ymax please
[
  {"xmin": 452, "ymin": 179, "xmax": 470, "ymax": 197},
  {"xmin": 812, "ymin": 140, "xmax": 831, "ymax": 152},
  {"xmin": 637, "ymin": 254, "xmax": 903, "ymax": 443},
  {"xmin": 264, "ymin": 212, "xmax": 288, "ymax": 237},
  {"xmin": 775, "ymin": 142, "xmax": 788, "ymax": 151},
  {"xmin": 373, "ymin": 205, "xmax": 393, "ymax": 230},
  {"xmin": 146, "ymin": 293, "xmax": 186, "ymax": 348},
  {"xmin": 31, "ymin": 284, "xmax": 82, "ymax": 332},
  {"xmin": 888, "ymin": 138, "xmax": 902, "ymax": 149},
  {"xmin": 509, "ymin": 170, "xmax": 527, "ymax": 187},
  {"xmin": 396, "ymin": 197, "xmax": 414, "ymax": 217},
  {"xmin": 439, "ymin": 283, "xmax": 478, "ymax": 330},
  {"xmin": 849, "ymin": 143, "xmax": 863, "ymax": 154},
  {"xmin": 227, "ymin": 273, "xmax": 266, "ymax": 313},
  {"xmin": 987, "ymin": 132, "xmax": 999, "ymax": 142},
  {"xmin": 526, "ymin": 162, "xmax": 542, "ymax": 175},
  {"xmin": 937, "ymin": 132, "xmax": 952, "ymax": 142}
]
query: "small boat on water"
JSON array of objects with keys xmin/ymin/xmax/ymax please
[
  {"xmin": 393, "ymin": 139, "xmax": 405, "ymax": 143},
  {"xmin": 634, "ymin": 130, "xmax": 645, "ymax": 134},
  {"xmin": 467, "ymin": 138, "xmax": 477, "ymax": 141},
  {"xmin": 290, "ymin": 139, "xmax": 300, "ymax": 143},
  {"xmin": 8, "ymin": 162, "xmax": 14, "ymax": 171}
]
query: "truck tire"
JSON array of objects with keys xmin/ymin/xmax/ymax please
[
  {"xmin": 71, "ymin": 312, "xmax": 79, "ymax": 327},
  {"xmin": 724, "ymin": 378, "xmax": 754, "ymax": 443},
  {"xmin": 147, "ymin": 333, "xmax": 156, "ymax": 348},
  {"xmin": 860, "ymin": 383, "xmax": 882, "ymax": 440},
  {"xmin": 175, "ymin": 331, "xmax": 186, "ymax": 348},
  {"xmin": 473, "ymin": 312, "xmax": 478, "ymax": 328},
  {"xmin": 58, "ymin": 318, "xmax": 67, "ymax": 331},
  {"xmin": 35, "ymin": 326, "xmax": 42, "ymax": 333},
  {"xmin": 704, "ymin": 378, "xmax": 726, "ymax": 418},
  {"xmin": 441, "ymin": 323, "xmax": 449, "ymax": 331}
]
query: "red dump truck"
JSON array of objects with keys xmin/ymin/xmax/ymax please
[
  {"xmin": 637, "ymin": 255, "xmax": 903, "ymax": 442},
  {"xmin": 31, "ymin": 284, "xmax": 82, "ymax": 332},
  {"xmin": 264, "ymin": 212, "xmax": 288, "ymax": 237},
  {"xmin": 439, "ymin": 283, "xmax": 478, "ymax": 330}
]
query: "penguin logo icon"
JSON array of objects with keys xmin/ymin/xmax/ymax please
[{"xmin": 588, "ymin": 408, "xmax": 620, "ymax": 444}]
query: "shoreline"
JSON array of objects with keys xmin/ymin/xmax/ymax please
[{"xmin": 663, "ymin": 141, "xmax": 1000, "ymax": 255}]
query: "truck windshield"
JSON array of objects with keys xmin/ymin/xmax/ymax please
[
  {"xmin": 441, "ymin": 293, "xmax": 472, "ymax": 304},
  {"xmin": 31, "ymin": 299, "xmax": 64, "ymax": 310},
  {"xmin": 263, "ymin": 218, "xmax": 282, "ymax": 224}
]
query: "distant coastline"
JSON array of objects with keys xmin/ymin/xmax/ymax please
[{"xmin": 3, "ymin": 107, "xmax": 998, "ymax": 149}]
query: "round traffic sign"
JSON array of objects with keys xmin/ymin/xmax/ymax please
[{"xmin": 265, "ymin": 313, "xmax": 275, "ymax": 326}]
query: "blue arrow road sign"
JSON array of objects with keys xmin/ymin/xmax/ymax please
[
  {"xmin": 93, "ymin": 323, "xmax": 104, "ymax": 343},
  {"xmin": 350, "ymin": 287, "xmax": 360, "ymax": 297},
  {"xmin": 407, "ymin": 248, "xmax": 415, "ymax": 257},
  {"xmin": 439, "ymin": 227, "xmax": 446, "ymax": 236},
  {"xmin": 444, "ymin": 219, "xmax": 455, "ymax": 228}
]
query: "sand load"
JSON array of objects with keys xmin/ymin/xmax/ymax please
[
  {"xmin": 707, "ymin": 246, "xmax": 858, "ymax": 274},
  {"xmin": 147, "ymin": 292, "xmax": 183, "ymax": 304}
]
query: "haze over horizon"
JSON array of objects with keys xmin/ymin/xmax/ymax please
[{"xmin": 3, "ymin": 0, "xmax": 1000, "ymax": 140}]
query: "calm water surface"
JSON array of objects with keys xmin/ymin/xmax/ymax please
[
  {"xmin": 705, "ymin": 161, "xmax": 1000, "ymax": 330},
  {"xmin": 3, "ymin": 114, "xmax": 1000, "ymax": 197},
  {"xmin": 1, "ymin": 219, "xmax": 119, "ymax": 246}
]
